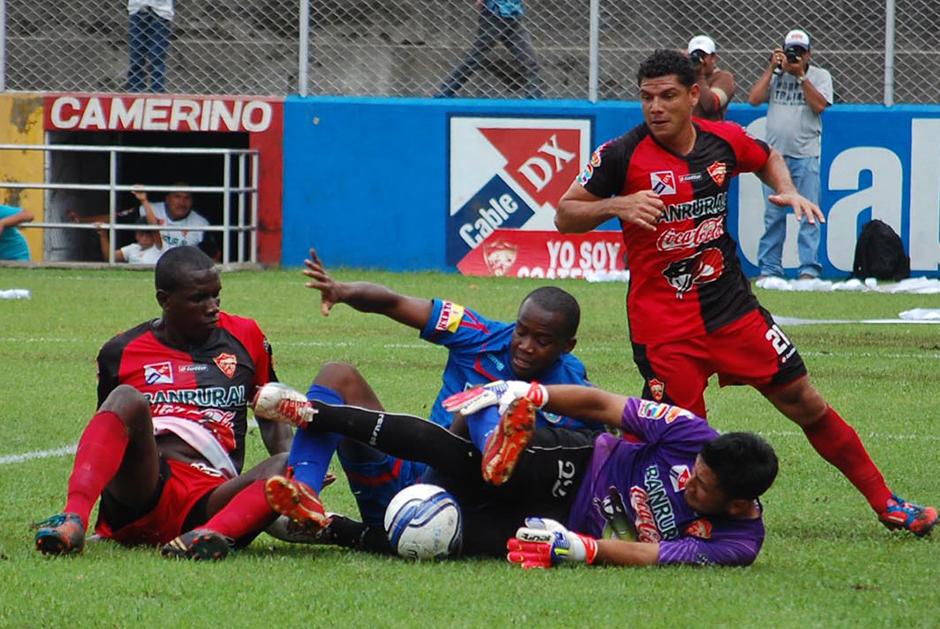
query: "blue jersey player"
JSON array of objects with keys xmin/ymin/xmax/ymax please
[{"xmin": 264, "ymin": 248, "xmax": 598, "ymax": 536}]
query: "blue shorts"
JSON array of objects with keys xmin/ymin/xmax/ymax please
[{"xmin": 338, "ymin": 452, "xmax": 427, "ymax": 526}]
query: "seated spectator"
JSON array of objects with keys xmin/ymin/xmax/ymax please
[
  {"xmin": 96, "ymin": 217, "xmax": 166, "ymax": 264},
  {"xmin": 69, "ymin": 183, "xmax": 217, "ymax": 260},
  {"xmin": 0, "ymin": 204, "xmax": 35, "ymax": 261}
]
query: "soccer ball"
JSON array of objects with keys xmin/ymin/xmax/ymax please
[{"xmin": 384, "ymin": 484, "xmax": 463, "ymax": 560}]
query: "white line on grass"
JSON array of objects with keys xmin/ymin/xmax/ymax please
[
  {"xmin": 0, "ymin": 444, "xmax": 76, "ymax": 465},
  {"xmin": 3, "ymin": 336, "xmax": 939, "ymax": 361}
]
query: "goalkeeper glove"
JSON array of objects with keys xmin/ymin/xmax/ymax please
[
  {"xmin": 506, "ymin": 517, "xmax": 598, "ymax": 569},
  {"xmin": 442, "ymin": 380, "xmax": 548, "ymax": 416}
]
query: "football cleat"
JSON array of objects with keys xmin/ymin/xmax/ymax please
[
  {"xmin": 878, "ymin": 495, "xmax": 938, "ymax": 537},
  {"xmin": 264, "ymin": 473, "xmax": 329, "ymax": 531},
  {"xmin": 34, "ymin": 512, "xmax": 86, "ymax": 556},
  {"xmin": 251, "ymin": 382, "xmax": 317, "ymax": 428},
  {"xmin": 161, "ymin": 529, "xmax": 233, "ymax": 560},
  {"xmin": 481, "ymin": 396, "xmax": 537, "ymax": 486}
]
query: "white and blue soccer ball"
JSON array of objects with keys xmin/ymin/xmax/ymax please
[{"xmin": 384, "ymin": 483, "xmax": 463, "ymax": 560}]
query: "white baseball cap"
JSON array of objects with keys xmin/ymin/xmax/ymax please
[
  {"xmin": 784, "ymin": 29, "xmax": 811, "ymax": 49},
  {"xmin": 687, "ymin": 35, "xmax": 716, "ymax": 55}
]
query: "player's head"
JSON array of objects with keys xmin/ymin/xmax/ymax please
[
  {"xmin": 636, "ymin": 49, "xmax": 699, "ymax": 143},
  {"xmin": 510, "ymin": 287, "xmax": 579, "ymax": 379},
  {"xmin": 155, "ymin": 246, "xmax": 221, "ymax": 344},
  {"xmin": 684, "ymin": 432, "xmax": 778, "ymax": 516},
  {"xmin": 165, "ymin": 182, "xmax": 194, "ymax": 220}
]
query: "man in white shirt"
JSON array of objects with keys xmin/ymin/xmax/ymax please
[{"xmin": 138, "ymin": 183, "xmax": 210, "ymax": 250}]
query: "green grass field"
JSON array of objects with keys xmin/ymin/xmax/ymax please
[{"xmin": 1, "ymin": 266, "xmax": 938, "ymax": 627}]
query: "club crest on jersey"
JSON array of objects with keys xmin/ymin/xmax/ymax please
[
  {"xmin": 144, "ymin": 361, "xmax": 173, "ymax": 385},
  {"xmin": 670, "ymin": 465, "xmax": 691, "ymax": 492},
  {"xmin": 648, "ymin": 378, "xmax": 665, "ymax": 401},
  {"xmin": 213, "ymin": 353, "xmax": 238, "ymax": 379},
  {"xmin": 707, "ymin": 161, "xmax": 727, "ymax": 186},
  {"xmin": 685, "ymin": 518, "xmax": 713, "ymax": 539},
  {"xmin": 650, "ymin": 171, "xmax": 677, "ymax": 195}
]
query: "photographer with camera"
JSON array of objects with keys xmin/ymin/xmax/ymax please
[
  {"xmin": 748, "ymin": 29, "xmax": 833, "ymax": 280},
  {"xmin": 686, "ymin": 35, "xmax": 735, "ymax": 121}
]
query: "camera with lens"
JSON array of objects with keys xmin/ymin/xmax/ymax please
[
  {"xmin": 784, "ymin": 45, "xmax": 805, "ymax": 64},
  {"xmin": 689, "ymin": 49, "xmax": 706, "ymax": 66}
]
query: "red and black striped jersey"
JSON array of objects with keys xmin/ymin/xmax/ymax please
[
  {"xmin": 96, "ymin": 311, "xmax": 276, "ymax": 473},
  {"xmin": 578, "ymin": 118, "xmax": 770, "ymax": 344}
]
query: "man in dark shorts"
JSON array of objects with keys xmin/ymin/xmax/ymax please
[
  {"xmin": 34, "ymin": 246, "xmax": 320, "ymax": 559},
  {"xmin": 254, "ymin": 380, "xmax": 779, "ymax": 566},
  {"xmin": 554, "ymin": 48, "xmax": 936, "ymax": 535}
]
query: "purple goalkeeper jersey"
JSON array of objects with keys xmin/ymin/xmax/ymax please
[{"xmin": 567, "ymin": 397, "xmax": 766, "ymax": 566}]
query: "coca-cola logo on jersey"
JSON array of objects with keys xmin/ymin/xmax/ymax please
[{"xmin": 656, "ymin": 217, "xmax": 725, "ymax": 251}]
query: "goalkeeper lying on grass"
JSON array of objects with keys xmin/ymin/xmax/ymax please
[{"xmin": 255, "ymin": 379, "xmax": 778, "ymax": 567}]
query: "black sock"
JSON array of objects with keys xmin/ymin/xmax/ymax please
[
  {"xmin": 310, "ymin": 402, "xmax": 480, "ymax": 478},
  {"xmin": 324, "ymin": 515, "xmax": 392, "ymax": 555}
]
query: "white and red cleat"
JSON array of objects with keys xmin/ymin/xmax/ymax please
[{"xmin": 251, "ymin": 382, "xmax": 317, "ymax": 428}]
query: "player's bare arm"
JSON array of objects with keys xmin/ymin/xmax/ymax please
[
  {"xmin": 303, "ymin": 247, "xmax": 432, "ymax": 329},
  {"xmin": 757, "ymin": 151, "xmax": 825, "ymax": 225},
  {"xmin": 557, "ymin": 181, "xmax": 664, "ymax": 233},
  {"xmin": 542, "ymin": 384, "xmax": 630, "ymax": 427},
  {"xmin": 595, "ymin": 539, "xmax": 661, "ymax": 566}
]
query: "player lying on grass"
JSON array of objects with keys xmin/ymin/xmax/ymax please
[
  {"xmin": 253, "ymin": 379, "xmax": 779, "ymax": 566},
  {"xmin": 33, "ymin": 246, "xmax": 321, "ymax": 560},
  {"xmin": 261, "ymin": 248, "xmax": 601, "ymax": 537}
]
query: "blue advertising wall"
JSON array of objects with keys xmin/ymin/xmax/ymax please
[{"xmin": 282, "ymin": 96, "xmax": 940, "ymax": 277}]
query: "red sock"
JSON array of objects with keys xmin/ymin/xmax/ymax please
[
  {"xmin": 201, "ymin": 480, "xmax": 275, "ymax": 540},
  {"xmin": 64, "ymin": 411, "xmax": 130, "ymax": 528},
  {"xmin": 801, "ymin": 406, "xmax": 893, "ymax": 512}
]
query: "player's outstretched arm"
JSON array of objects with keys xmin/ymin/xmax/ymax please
[
  {"xmin": 758, "ymin": 151, "xmax": 825, "ymax": 225},
  {"xmin": 303, "ymin": 247, "xmax": 432, "ymax": 329},
  {"xmin": 257, "ymin": 417, "xmax": 293, "ymax": 455},
  {"xmin": 594, "ymin": 539, "xmax": 660, "ymax": 566},
  {"xmin": 543, "ymin": 384, "xmax": 630, "ymax": 428}
]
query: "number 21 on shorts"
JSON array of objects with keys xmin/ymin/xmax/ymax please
[{"xmin": 765, "ymin": 324, "xmax": 796, "ymax": 361}]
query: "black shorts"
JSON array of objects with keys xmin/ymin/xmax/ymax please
[{"xmin": 429, "ymin": 427, "xmax": 597, "ymax": 557}]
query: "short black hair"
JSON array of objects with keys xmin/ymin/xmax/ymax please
[
  {"xmin": 155, "ymin": 246, "xmax": 215, "ymax": 292},
  {"xmin": 520, "ymin": 286, "xmax": 580, "ymax": 340},
  {"xmin": 700, "ymin": 432, "xmax": 778, "ymax": 500},
  {"xmin": 637, "ymin": 49, "xmax": 696, "ymax": 88}
]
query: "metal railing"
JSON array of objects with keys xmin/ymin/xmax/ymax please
[
  {"xmin": 0, "ymin": 0, "xmax": 935, "ymax": 104},
  {"xmin": 0, "ymin": 144, "xmax": 259, "ymax": 265}
]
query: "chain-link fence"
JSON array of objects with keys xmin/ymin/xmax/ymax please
[{"xmin": 2, "ymin": 0, "xmax": 937, "ymax": 103}]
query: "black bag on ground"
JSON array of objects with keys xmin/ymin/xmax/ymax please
[{"xmin": 852, "ymin": 219, "xmax": 910, "ymax": 280}]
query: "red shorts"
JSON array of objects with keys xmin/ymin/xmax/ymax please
[
  {"xmin": 631, "ymin": 307, "xmax": 807, "ymax": 418},
  {"xmin": 95, "ymin": 458, "xmax": 227, "ymax": 546}
]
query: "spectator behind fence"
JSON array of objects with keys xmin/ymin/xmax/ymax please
[
  {"xmin": 748, "ymin": 29, "xmax": 833, "ymax": 280},
  {"xmin": 687, "ymin": 35, "xmax": 735, "ymax": 121},
  {"xmin": 0, "ymin": 204, "xmax": 34, "ymax": 261},
  {"xmin": 126, "ymin": 0, "xmax": 174, "ymax": 92},
  {"xmin": 69, "ymin": 184, "xmax": 216, "ymax": 260},
  {"xmin": 95, "ymin": 214, "xmax": 166, "ymax": 264},
  {"xmin": 437, "ymin": 0, "xmax": 543, "ymax": 99}
]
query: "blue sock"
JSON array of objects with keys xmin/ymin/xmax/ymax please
[
  {"xmin": 466, "ymin": 407, "xmax": 501, "ymax": 453},
  {"xmin": 287, "ymin": 383, "xmax": 344, "ymax": 493}
]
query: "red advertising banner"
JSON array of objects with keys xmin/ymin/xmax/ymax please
[{"xmin": 456, "ymin": 229, "xmax": 626, "ymax": 279}]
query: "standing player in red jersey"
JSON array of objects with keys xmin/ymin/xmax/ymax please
[
  {"xmin": 34, "ymin": 246, "xmax": 322, "ymax": 559},
  {"xmin": 555, "ymin": 49, "xmax": 936, "ymax": 536}
]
